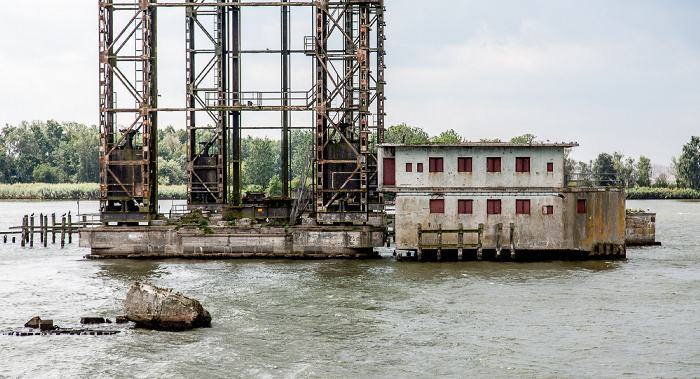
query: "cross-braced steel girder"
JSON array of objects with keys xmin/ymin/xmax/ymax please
[
  {"xmin": 98, "ymin": 0, "xmax": 386, "ymax": 224},
  {"xmin": 99, "ymin": 0, "xmax": 158, "ymax": 223}
]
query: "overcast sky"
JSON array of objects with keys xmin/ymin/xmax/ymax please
[{"xmin": 0, "ymin": 1, "xmax": 698, "ymax": 165}]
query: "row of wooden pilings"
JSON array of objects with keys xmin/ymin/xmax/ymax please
[
  {"xmin": 7, "ymin": 213, "xmax": 78, "ymax": 248},
  {"xmin": 414, "ymin": 222, "xmax": 516, "ymax": 262}
]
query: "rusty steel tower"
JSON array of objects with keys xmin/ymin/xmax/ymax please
[{"xmin": 98, "ymin": 0, "xmax": 386, "ymax": 224}]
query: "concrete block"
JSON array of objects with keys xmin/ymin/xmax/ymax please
[
  {"xmin": 39, "ymin": 320, "xmax": 54, "ymax": 331},
  {"xmin": 236, "ymin": 218, "xmax": 252, "ymax": 227}
]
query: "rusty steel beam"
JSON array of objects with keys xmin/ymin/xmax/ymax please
[{"xmin": 99, "ymin": 0, "xmax": 158, "ymax": 224}]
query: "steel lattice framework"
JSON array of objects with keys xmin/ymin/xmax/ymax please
[{"xmin": 98, "ymin": 0, "xmax": 385, "ymax": 224}]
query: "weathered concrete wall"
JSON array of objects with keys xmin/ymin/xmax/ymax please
[
  {"xmin": 625, "ymin": 212, "xmax": 656, "ymax": 245},
  {"xmin": 80, "ymin": 225, "xmax": 385, "ymax": 258},
  {"xmin": 378, "ymin": 144, "xmax": 568, "ymax": 191},
  {"xmin": 393, "ymin": 188, "xmax": 626, "ymax": 252},
  {"xmin": 562, "ymin": 188, "xmax": 626, "ymax": 251}
]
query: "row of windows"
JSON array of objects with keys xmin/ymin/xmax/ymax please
[
  {"xmin": 428, "ymin": 199, "xmax": 587, "ymax": 215},
  {"xmin": 406, "ymin": 157, "xmax": 554, "ymax": 173}
]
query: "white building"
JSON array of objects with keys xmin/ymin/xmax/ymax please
[{"xmin": 377, "ymin": 143, "xmax": 626, "ymax": 261}]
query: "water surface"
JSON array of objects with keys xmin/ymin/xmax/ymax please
[{"xmin": 1, "ymin": 200, "xmax": 699, "ymax": 378}]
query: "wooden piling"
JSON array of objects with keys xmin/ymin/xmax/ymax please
[
  {"xmin": 436, "ymin": 224, "xmax": 442, "ymax": 262},
  {"xmin": 416, "ymin": 223, "xmax": 423, "ymax": 262},
  {"xmin": 477, "ymin": 223, "xmax": 483, "ymax": 261},
  {"xmin": 43, "ymin": 215, "xmax": 48, "ymax": 248},
  {"xmin": 457, "ymin": 223, "xmax": 464, "ymax": 261},
  {"xmin": 30, "ymin": 214, "xmax": 34, "ymax": 248},
  {"xmin": 39, "ymin": 213, "xmax": 44, "ymax": 244},
  {"xmin": 495, "ymin": 223, "xmax": 503, "ymax": 259},
  {"xmin": 51, "ymin": 213, "xmax": 56, "ymax": 244},
  {"xmin": 68, "ymin": 213, "xmax": 72, "ymax": 244},
  {"xmin": 21, "ymin": 216, "xmax": 26, "ymax": 247},
  {"xmin": 509, "ymin": 222, "xmax": 515, "ymax": 260},
  {"xmin": 61, "ymin": 216, "xmax": 66, "ymax": 248}
]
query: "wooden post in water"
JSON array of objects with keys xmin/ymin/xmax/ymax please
[
  {"xmin": 457, "ymin": 223, "xmax": 463, "ymax": 261},
  {"xmin": 509, "ymin": 223, "xmax": 515, "ymax": 260},
  {"xmin": 416, "ymin": 223, "xmax": 423, "ymax": 262},
  {"xmin": 39, "ymin": 213, "xmax": 44, "ymax": 244},
  {"xmin": 68, "ymin": 212, "xmax": 72, "ymax": 244},
  {"xmin": 495, "ymin": 223, "xmax": 503, "ymax": 260},
  {"xmin": 436, "ymin": 224, "xmax": 442, "ymax": 262},
  {"xmin": 21, "ymin": 216, "xmax": 26, "ymax": 247},
  {"xmin": 61, "ymin": 215, "xmax": 66, "ymax": 248},
  {"xmin": 51, "ymin": 213, "xmax": 56, "ymax": 244},
  {"xmin": 43, "ymin": 215, "xmax": 48, "ymax": 248},
  {"xmin": 477, "ymin": 223, "xmax": 483, "ymax": 261},
  {"xmin": 29, "ymin": 214, "xmax": 34, "ymax": 248}
]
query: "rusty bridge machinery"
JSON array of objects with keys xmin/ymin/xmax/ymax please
[{"xmin": 98, "ymin": 0, "xmax": 386, "ymax": 225}]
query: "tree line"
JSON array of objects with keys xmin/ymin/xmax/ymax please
[{"xmin": 1, "ymin": 121, "xmax": 698, "ymax": 193}]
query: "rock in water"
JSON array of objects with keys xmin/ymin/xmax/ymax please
[{"xmin": 123, "ymin": 282, "xmax": 211, "ymax": 331}]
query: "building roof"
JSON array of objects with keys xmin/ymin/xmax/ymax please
[{"xmin": 377, "ymin": 142, "xmax": 579, "ymax": 148}]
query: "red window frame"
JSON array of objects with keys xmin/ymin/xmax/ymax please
[
  {"xmin": 406, "ymin": 163, "xmax": 412, "ymax": 172},
  {"xmin": 545, "ymin": 205, "xmax": 554, "ymax": 215},
  {"xmin": 430, "ymin": 199, "xmax": 445, "ymax": 214},
  {"xmin": 577, "ymin": 199, "xmax": 586, "ymax": 214},
  {"xmin": 429, "ymin": 157, "xmax": 444, "ymax": 172},
  {"xmin": 516, "ymin": 199, "xmax": 531, "ymax": 214},
  {"xmin": 487, "ymin": 157, "xmax": 501, "ymax": 172},
  {"xmin": 487, "ymin": 199, "xmax": 501, "ymax": 214},
  {"xmin": 547, "ymin": 162, "xmax": 554, "ymax": 172},
  {"xmin": 516, "ymin": 157, "xmax": 530, "ymax": 173},
  {"xmin": 417, "ymin": 163, "xmax": 423, "ymax": 172},
  {"xmin": 458, "ymin": 157, "xmax": 472, "ymax": 173},
  {"xmin": 458, "ymin": 199, "xmax": 473, "ymax": 214}
]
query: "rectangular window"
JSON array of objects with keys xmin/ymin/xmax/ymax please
[
  {"xmin": 458, "ymin": 199, "xmax": 473, "ymax": 214},
  {"xmin": 383, "ymin": 158, "xmax": 395, "ymax": 186},
  {"xmin": 417, "ymin": 163, "xmax": 423, "ymax": 172},
  {"xmin": 516, "ymin": 199, "xmax": 531, "ymax": 214},
  {"xmin": 516, "ymin": 157, "xmax": 531, "ymax": 173},
  {"xmin": 544, "ymin": 205, "xmax": 554, "ymax": 215},
  {"xmin": 577, "ymin": 199, "xmax": 587, "ymax": 214},
  {"xmin": 406, "ymin": 163, "xmax": 412, "ymax": 172},
  {"xmin": 487, "ymin": 157, "xmax": 501, "ymax": 172},
  {"xmin": 430, "ymin": 199, "xmax": 445, "ymax": 214},
  {"xmin": 547, "ymin": 162, "xmax": 554, "ymax": 172},
  {"xmin": 458, "ymin": 157, "xmax": 472, "ymax": 173},
  {"xmin": 487, "ymin": 199, "xmax": 502, "ymax": 214},
  {"xmin": 429, "ymin": 157, "xmax": 444, "ymax": 172}
]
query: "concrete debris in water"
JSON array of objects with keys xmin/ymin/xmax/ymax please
[
  {"xmin": 24, "ymin": 316, "xmax": 41, "ymax": 328},
  {"xmin": 123, "ymin": 281, "xmax": 212, "ymax": 331}
]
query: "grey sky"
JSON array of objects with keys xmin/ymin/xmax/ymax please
[{"xmin": 0, "ymin": 1, "xmax": 698, "ymax": 165}]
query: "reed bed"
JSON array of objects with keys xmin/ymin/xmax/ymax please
[
  {"xmin": 0, "ymin": 183, "xmax": 186, "ymax": 200},
  {"xmin": 626, "ymin": 187, "xmax": 700, "ymax": 200}
]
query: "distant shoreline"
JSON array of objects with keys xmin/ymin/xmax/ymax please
[
  {"xmin": 0, "ymin": 183, "xmax": 186, "ymax": 200},
  {"xmin": 0, "ymin": 183, "xmax": 697, "ymax": 201}
]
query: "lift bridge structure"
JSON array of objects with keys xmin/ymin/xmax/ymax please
[{"xmin": 99, "ymin": 0, "xmax": 386, "ymax": 224}]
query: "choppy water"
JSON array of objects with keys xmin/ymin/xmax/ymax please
[{"xmin": 0, "ymin": 199, "xmax": 699, "ymax": 378}]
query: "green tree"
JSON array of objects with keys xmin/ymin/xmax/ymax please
[
  {"xmin": 291, "ymin": 130, "xmax": 313, "ymax": 180},
  {"xmin": 613, "ymin": 152, "xmax": 636, "ymax": 187},
  {"xmin": 674, "ymin": 136, "xmax": 700, "ymax": 190},
  {"xmin": 243, "ymin": 137, "xmax": 276, "ymax": 188},
  {"xmin": 510, "ymin": 134, "xmax": 538, "ymax": 144},
  {"xmin": 635, "ymin": 156, "xmax": 652, "ymax": 187},
  {"xmin": 267, "ymin": 174, "xmax": 282, "ymax": 196},
  {"xmin": 384, "ymin": 123, "xmax": 429, "ymax": 144},
  {"xmin": 593, "ymin": 153, "xmax": 617, "ymax": 186},
  {"xmin": 32, "ymin": 164, "xmax": 61, "ymax": 183},
  {"xmin": 431, "ymin": 129, "xmax": 464, "ymax": 143}
]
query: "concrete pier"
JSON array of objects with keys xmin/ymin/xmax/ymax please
[{"xmin": 80, "ymin": 224, "xmax": 385, "ymax": 259}]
